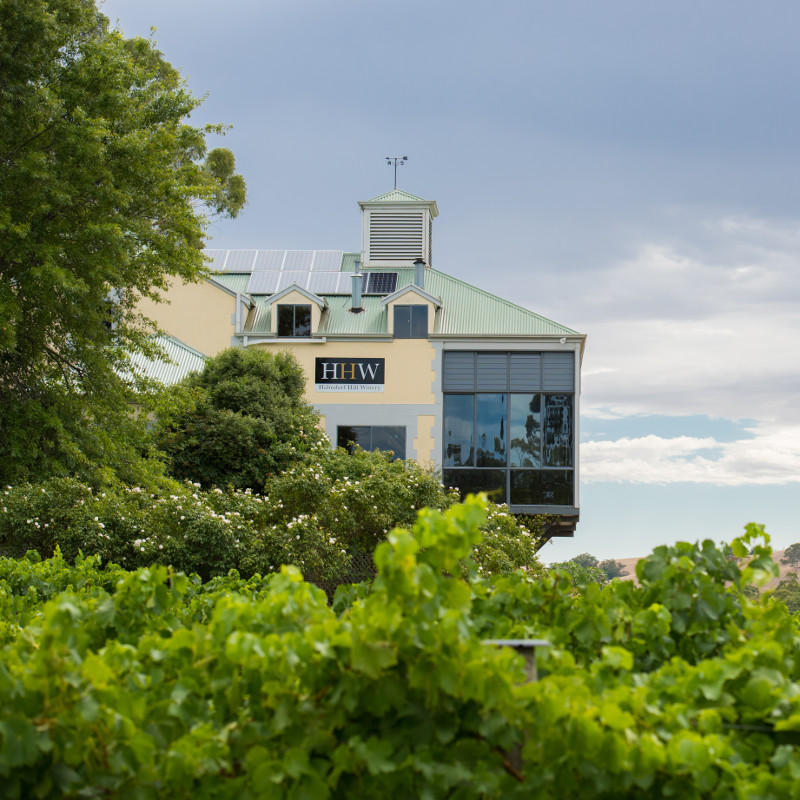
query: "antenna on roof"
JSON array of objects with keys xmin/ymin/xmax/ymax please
[{"xmin": 385, "ymin": 156, "xmax": 408, "ymax": 189}]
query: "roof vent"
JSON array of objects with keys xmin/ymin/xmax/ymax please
[
  {"xmin": 350, "ymin": 272, "xmax": 364, "ymax": 313},
  {"xmin": 359, "ymin": 190, "xmax": 438, "ymax": 268},
  {"xmin": 413, "ymin": 258, "xmax": 425, "ymax": 290}
]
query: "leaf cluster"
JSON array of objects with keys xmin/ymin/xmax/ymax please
[
  {"xmin": 0, "ymin": 0, "xmax": 245, "ymax": 486},
  {"xmin": 2, "ymin": 505, "xmax": 800, "ymax": 797}
]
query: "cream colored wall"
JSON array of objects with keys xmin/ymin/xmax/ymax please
[
  {"xmin": 137, "ymin": 279, "xmax": 237, "ymax": 356},
  {"xmin": 252, "ymin": 339, "xmax": 437, "ymax": 405},
  {"xmin": 269, "ymin": 289, "xmax": 324, "ymax": 335},
  {"xmin": 385, "ymin": 289, "xmax": 437, "ymax": 336},
  {"xmin": 413, "ymin": 414, "xmax": 436, "ymax": 463}
]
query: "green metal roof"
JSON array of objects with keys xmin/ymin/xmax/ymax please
[
  {"xmin": 425, "ymin": 269, "xmax": 579, "ymax": 336},
  {"xmin": 319, "ymin": 296, "xmax": 388, "ymax": 335},
  {"xmin": 129, "ymin": 336, "xmax": 207, "ymax": 385},
  {"xmin": 240, "ymin": 265, "xmax": 580, "ymax": 338},
  {"xmin": 212, "ymin": 273, "xmax": 251, "ymax": 293},
  {"xmin": 340, "ymin": 252, "xmax": 361, "ymax": 272},
  {"xmin": 364, "ymin": 189, "xmax": 430, "ymax": 203}
]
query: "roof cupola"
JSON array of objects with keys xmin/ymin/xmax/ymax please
[{"xmin": 358, "ymin": 189, "xmax": 438, "ymax": 268}]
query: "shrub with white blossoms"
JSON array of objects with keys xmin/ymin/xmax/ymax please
[{"xmin": 0, "ymin": 449, "xmax": 547, "ymax": 588}]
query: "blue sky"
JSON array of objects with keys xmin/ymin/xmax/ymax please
[{"xmin": 102, "ymin": 0, "xmax": 800, "ymax": 559}]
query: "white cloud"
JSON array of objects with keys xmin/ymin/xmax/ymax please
[
  {"xmin": 524, "ymin": 212, "xmax": 800, "ymax": 428},
  {"xmin": 582, "ymin": 424, "xmax": 800, "ymax": 486}
]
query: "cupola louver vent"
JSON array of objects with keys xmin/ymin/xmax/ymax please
[
  {"xmin": 368, "ymin": 211, "xmax": 425, "ymax": 261},
  {"xmin": 359, "ymin": 189, "xmax": 438, "ymax": 267}
]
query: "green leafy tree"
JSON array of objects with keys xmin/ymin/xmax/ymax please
[
  {"xmin": 549, "ymin": 560, "xmax": 608, "ymax": 588},
  {"xmin": 779, "ymin": 542, "xmax": 800, "ymax": 567},
  {"xmin": 570, "ymin": 552, "xmax": 599, "ymax": 569},
  {"xmin": 156, "ymin": 348, "xmax": 327, "ymax": 492},
  {"xmin": 598, "ymin": 558, "xmax": 628, "ymax": 580},
  {"xmin": 771, "ymin": 572, "xmax": 800, "ymax": 614},
  {"xmin": 0, "ymin": 0, "xmax": 245, "ymax": 486}
]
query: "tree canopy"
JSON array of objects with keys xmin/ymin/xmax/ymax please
[
  {"xmin": 0, "ymin": 0, "xmax": 245, "ymax": 485},
  {"xmin": 156, "ymin": 349, "xmax": 326, "ymax": 493},
  {"xmin": 780, "ymin": 542, "xmax": 800, "ymax": 567}
]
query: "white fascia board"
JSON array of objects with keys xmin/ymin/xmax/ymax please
[
  {"xmin": 435, "ymin": 334, "xmax": 585, "ymax": 345},
  {"xmin": 380, "ymin": 285, "xmax": 441, "ymax": 308},
  {"xmin": 263, "ymin": 283, "xmax": 327, "ymax": 309}
]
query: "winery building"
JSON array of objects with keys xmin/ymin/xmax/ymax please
[{"xmin": 139, "ymin": 189, "xmax": 587, "ymax": 535}]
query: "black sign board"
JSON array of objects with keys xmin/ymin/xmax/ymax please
[{"xmin": 314, "ymin": 358, "xmax": 385, "ymax": 392}]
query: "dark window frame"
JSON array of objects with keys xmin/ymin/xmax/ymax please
[
  {"xmin": 277, "ymin": 303, "xmax": 312, "ymax": 337},
  {"xmin": 337, "ymin": 425, "xmax": 406, "ymax": 460},
  {"xmin": 393, "ymin": 305, "xmax": 428, "ymax": 339},
  {"xmin": 442, "ymin": 391, "xmax": 574, "ymax": 508}
]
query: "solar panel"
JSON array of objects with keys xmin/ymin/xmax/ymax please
[
  {"xmin": 283, "ymin": 250, "xmax": 315, "ymax": 270},
  {"xmin": 365, "ymin": 272, "xmax": 398, "ymax": 294},
  {"xmin": 311, "ymin": 250, "xmax": 344, "ymax": 270},
  {"xmin": 307, "ymin": 272, "xmax": 344, "ymax": 294},
  {"xmin": 204, "ymin": 250, "xmax": 229, "ymax": 271},
  {"xmin": 276, "ymin": 271, "xmax": 311, "ymax": 292},
  {"xmin": 246, "ymin": 271, "xmax": 281, "ymax": 294},
  {"xmin": 224, "ymin": 250, "xmax": 257, "ymax": 271},
  {"xmin": 254, "ymin": 250, "xmax": 286, "ymax": 270}
]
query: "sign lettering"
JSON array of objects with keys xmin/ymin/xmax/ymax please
[{"xmin": 315, "ymin": 358, "xmax": 385, "ymax": 392}]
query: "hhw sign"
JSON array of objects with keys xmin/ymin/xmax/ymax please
[{"xmin": 314, "ymin": 358, "xmax": 385, "ymax": 392}]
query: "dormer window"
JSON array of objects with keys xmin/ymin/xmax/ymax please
[
  {"xmin": 394, "ymin": 305, "xmax": 428, "ymax": 338},
  {"xmin": 278, "ymin": 304, "xmax": 311, "ymax": 337}
]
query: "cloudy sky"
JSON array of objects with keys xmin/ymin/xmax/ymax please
[{"xmin": 103, "ymin": 0, "xmax": 800, "ymax": 559}]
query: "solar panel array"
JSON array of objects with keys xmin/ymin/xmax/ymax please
[
  {"xmin": 204, "ymin": 250, "xmax": 344, "ymax": 274},
  {"xmin": 204, "ymin": 250, "xmax": 401, "ymax": 296}
]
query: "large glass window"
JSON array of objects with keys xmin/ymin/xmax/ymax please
[
  {"xmin": 443, "ymin": 392, "xmax": 573, "ymax": 508},
  {"xmin": 278, "ymin": 304, "xmax": 312, "ymax": 337},
  {"xmin": 509, "ymin": 393, "xmax": 541, "ymax": 467},
  {"xmin": 394, "ymin": 305, "xmax": 428, "ymax": 338},
  {"xmin": 443, "ymin": 395, "xmax": 474, "ymax": 467},
  {"xmin": 476, "ymin": 394, "xmax": 506, "ymax": 467},
  {"xmin": 337, "ymin": 426, "xmax": 406, "ymax": 460}
]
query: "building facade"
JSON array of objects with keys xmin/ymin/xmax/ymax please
[{"xmin": 139, "ymin": 189, "xmax": 586, "ymax": 535}]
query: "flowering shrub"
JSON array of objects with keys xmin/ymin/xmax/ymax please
[
  {"xmin": 0, "ymin": 449, "xmax": 546, "ymax": 586},
  {"xmin": 0, "ymin": 479, "xmax": 257, "ymax": 582}
]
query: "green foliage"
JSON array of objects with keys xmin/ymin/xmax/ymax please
[
  {"xmin": 2, "ymin": 505, "xmax": 800, "ymax": 798},
  {"xmin": 598, "ymin": 558, "xmax": 628, "ymax": 580},
  {"xmin": 157, "ymin": 348, "xmax": 328, "ymax": 492},
  {"xmin": 0, "ymin": 0, "xmax": 245, "ymax": 487},
  {"xmin": 0, "ymin": 453, "xmax": 544, "ymax": 587},
  {"xmin": 780, "ymin": 542, "xmax": 800, "ymax": 567},
  {"xmin": 771, "ymin": 572, "xmax": 800, "ymax": 614},
  {"xmin": 549, "ymin": 560, "xmax": 609, "ymax": 588},
  {"xmin": 570, "ymin": 552, "xmax": 599, "ymax": 569}
]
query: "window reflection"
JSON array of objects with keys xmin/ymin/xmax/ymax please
[
  {"xmin": 443, "ymin": 390, "xmax": 574, "ymax": 508},
  {"xmin": 337, "ymin": 426, "xmax": 405, "ymax": 460},
  {"xmin": 443, "ymin": 469, "xmax": 506, "ymax": 504},
  {"xmin": 509, "ymin": 393, "xmax": 541, "ymax": 467},
  {"xmin": 510, "ymin": 470, "xmax": 573, "ymax": 505},
  {"xmin": 444, "ymin": 395, "xmax": 474, "ymax": 466},
  {"xmin": 544, "ymin": 394, "xmax": 573, "ymax": 467},
  {"xmin": 476, "ymin": 394, "xmax": 505, "ymax": 467}
]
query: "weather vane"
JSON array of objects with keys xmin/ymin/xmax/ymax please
[{"xmin": 386, "ymin": 156, "xmax": 408, "ymax": 189}]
